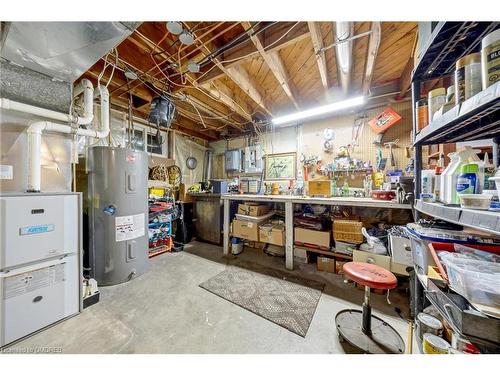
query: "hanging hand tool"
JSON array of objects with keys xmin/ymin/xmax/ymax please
[{"xmin": 384, "ymin": 139, "xmax": 399, "ymax": 167}]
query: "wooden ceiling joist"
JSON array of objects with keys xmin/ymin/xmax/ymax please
[
  {"xmin": 196, "ymin": 22, "xmax": 310, "ymax": 85},
  {"xmin": 225, "ymin": 64, "xmax": 270, "ymax": 115},
  {"xmin": 362, "ymin": 21, "xmax": 381, "ymax": 95},
  {"xmin": 307, "ymin": 22, "xmax": 329, "ymax": 95},
  {"xmin": 187, "ymin": 24, "xmax": 272, "ymax": 116},
  {"xmin": 242, "ymin": 22, "xmax": 300, "ymax": 110},
  {"xmin": 201, "ymin": 80, "xmax": 253, "ymax": 121}
]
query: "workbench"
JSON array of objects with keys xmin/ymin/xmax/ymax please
[{"xmin": 221, "ymin": 194, "xmax": 412, "ymax": 270}]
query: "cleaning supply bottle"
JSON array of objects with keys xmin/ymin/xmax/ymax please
[
  {"xmin": 421, "ymin": 169, "xmax": 435, "ymax": 201},
  {"xmin": 456, "ymin": 163, "xmax": 479, "ymax": 195},
  {"xmin": 441, "ymin": 147, "xmax": 480, "ymax": 204}
]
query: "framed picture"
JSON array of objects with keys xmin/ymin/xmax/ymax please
[{"xmin": 264, "ymin": 152, "xmax": 296, "ymax": 180}]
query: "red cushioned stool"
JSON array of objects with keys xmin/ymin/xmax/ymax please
[{"xmin": 335, "ymin": 262, "xmax": 405, "ymax": 354}]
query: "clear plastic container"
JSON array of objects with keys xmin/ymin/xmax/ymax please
[
  {"xmin": 458, "ymin": 193, "xmax": 492, "ymax": 210},
  {"xmin": 441, "ymin": 253, "xmax": 500, "ymax": 308}
]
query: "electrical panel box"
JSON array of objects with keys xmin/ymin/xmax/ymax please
[
  {"xmin": 225, "ymin": 149, "xmax": 241, "ymax": 172},
  {"xmin": 243, "ymin": 145, "xmax": 263, "ymax": 174}
]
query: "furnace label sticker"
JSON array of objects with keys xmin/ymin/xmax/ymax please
[
  {"xmin": 115, "ymin": 214, "xmax": 145, "ymax": 242},
  {"xmin": 3, "ymin": 263, "xmax": 65, "ymax": 299},
  {"xmin": 0, "ymin": 165, "xmax": 13, "ymax": 180}
]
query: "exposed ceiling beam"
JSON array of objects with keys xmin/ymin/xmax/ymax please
[
  {"xmin": 241, "ymin": 21, "xmax": 300, "ymax": 110},
  {"xmin": 397, "ymin": 56, "xmax": 414, "ymax": 100},
  {"xmin": 334, "ymin": 22, "xmax": 354, "ymax": 95},
  {"xmin": 201, "ymin": 80, "xmax": 253, "ymax": 121},
  {"xmin": 196, "ymin": 22, "xmax": 310, "ymax": 85},
  {"xmin": 226, "ymin": 65, "xmax": 270, "ymax": 115},
  {"xmin": 307, "ymin": 22, "xmax": 329, "ymax": 95},
  {"xmin": 362, "ymin": 21, "xmax": 381, "ymax": 95},
  {"xmin": 188, "ymin": 24, "xmax": 272, "ymax": 116},
  {"xmin": 397, "ymin": 30, "xmax": 418, "ymax": 99}
]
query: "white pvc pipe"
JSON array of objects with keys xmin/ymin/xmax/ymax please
[
  {"xmin": 1, "ymin": 81, "xmax": 110, "ymax": 192},
  {"xmin": 0, "ymin": 78, "xmax": 94, "ymax": 126}
]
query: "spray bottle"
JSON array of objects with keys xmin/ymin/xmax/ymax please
[{"xmin": 440, "ymin": 147, "xmax": 480, "ymax": 204}]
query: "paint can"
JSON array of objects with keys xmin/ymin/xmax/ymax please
[
  {"xmin": 422, "ymin": 333, "xmax": 450, "ymax": 354},
  {"xmin": 481, "ymin": 28, "xmax": 500, "ymax": 89},
  {"xmin": 455, "ymin": 53, "xmax": 482, "ymax": 105},
  {"xmin": 417, "ymin": 313, "xmax": 443, "ymax": 340},
  {"xmin": 428, "ymin": 88, "xmax": 446, "ymax": 122}
]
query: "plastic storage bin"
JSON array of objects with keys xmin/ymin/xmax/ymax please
[
  {"xmin": 406, "ymin": 224, "xmax": 500, "ymax": 275},
  {"xmin": 440, "ymin": 254, "xmax": 500, "ymax": 308}
]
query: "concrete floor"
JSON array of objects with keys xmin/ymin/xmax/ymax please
[{"xmin": 6, "ymin": 241, "xmax": 413, "ymax": 354}]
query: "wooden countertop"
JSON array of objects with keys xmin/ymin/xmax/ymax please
[{"xmin": 220, "ymin": 194, "xmax": 412, "ymax": 210}]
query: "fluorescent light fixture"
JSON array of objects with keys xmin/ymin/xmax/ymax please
[{"xmin": 272, "ymin": 96, "xmax": 364, "ymax": 126}]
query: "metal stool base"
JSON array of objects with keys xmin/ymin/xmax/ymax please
[{"xmin": 335, "ymin": 309, "xmax": 405, "ymax": 354}]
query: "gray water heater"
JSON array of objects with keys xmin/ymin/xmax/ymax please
[{"xmin": 87, "ymin": 146, "xmax": 150, "ymax": 285}]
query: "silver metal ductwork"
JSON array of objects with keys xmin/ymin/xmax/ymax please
[
  {"xmin": 0, "ymin": 22, "xmax": 139, "ymax": 83},
  {"xmin": 335, "ymin": 22, "xmax": 354, "ymax": 95}
]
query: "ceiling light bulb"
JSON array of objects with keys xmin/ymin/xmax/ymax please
[
  {"xmin": 166, "ymin": 21, "xmax": 183, "ymax": 35},
  {"xmin": 272, "ymin": 96, "xmax": 364, "ymax": 126},
  {"xmin": 179, "ymin": 30, "xmax": 194, "ymax": 46}
]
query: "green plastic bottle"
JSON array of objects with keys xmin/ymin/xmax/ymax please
[
  {"xmin": 342, "ymin": 181, "xmax": 349, "ymax": 197},
  {"xmin": 331, "ymin": 179, "xmax": 337, "ymax": 197}
]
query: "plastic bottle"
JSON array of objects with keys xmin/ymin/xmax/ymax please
[
  {"xmin": 342, "ymin": 180, "xmax": 349, "ymax": 197},
  {"xmin": 433, "ymin": 166, "xmax": 443, "ymax": 202},
  {"xmin": 331, "ymin": 179, "xmax": 337, "ymax": 197},
  {"xmin": 482, "ymin": 153, "xmax": 495, "ymax": 192},
  {"xmin": 441, "ymin": 147, "xmax": 480, "ymax": 204},
  {"xmin": 456, "ymin": 164, "xmax": 479, "ymax": 195},
  {"xmin": 421, "ymin": 169, "xmax": 435, "ymax": 201}
]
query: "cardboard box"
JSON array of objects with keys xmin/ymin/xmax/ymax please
[
  {"xmin": 232, "ymin": 219, "xmax": 259, "ymax": 241},
  {"xmin": 237, "ymin": 203, "xmax": 270, "ymax": 217},
  {"xmin": 308, "ymin": 180, "xmax": 331, "ymax": 197},
  {"xmin": 317, "ymin": 256, "xmax": 335, "ymax": 273},
  {"xmin": 259, "ymin": 223, "xmax": 285, "ymax": 246},
  {"xmin": 294, "ymin": 227, "xmax": 330, "ymax": 249}
]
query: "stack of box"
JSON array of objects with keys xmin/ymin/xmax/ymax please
[{"xmin": 232, "ymin": 203, "xmax": 271, "ymax": 244}]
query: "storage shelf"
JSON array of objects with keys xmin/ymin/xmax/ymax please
[
  {"xmin": 414, "ymin": 82, "xmax": 500, "ymax": 145},
  {"xmin": 415, "ymin": 272, "xmax": 500, "ymax": 353},
  {"xmin": 415, "ymin": 199, "xmax": 500, "ymax": 236},
  {"xmin": 412, "ymin": 22, "xmax": 499, "ymax": 82},
  {"xmin": 294, "ymin": 246, "xmax": 353, "ymax": 260}
]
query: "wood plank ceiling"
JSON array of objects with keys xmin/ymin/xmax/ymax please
[{"xmin": 80, "ymin": 21, "xmax": 417, "ymax": 141}]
